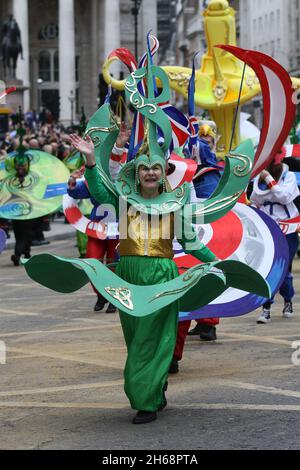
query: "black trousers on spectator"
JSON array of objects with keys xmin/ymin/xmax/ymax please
[{"xmin": 31, "ymin": 217, "xmax": 45, "ymax": 242}]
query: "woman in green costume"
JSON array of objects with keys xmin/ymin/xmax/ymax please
[
  {"xmin": 69, "ymin": 132, "xmax": 218, "ymax": 424},
  {"xmin": 23, "ymin": 55, "xmax": 270, "ymax": 425}
]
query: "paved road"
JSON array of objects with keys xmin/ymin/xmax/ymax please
[{"xmin": 0, "ymin": 238, "xmax": 300, "ymax": 450}]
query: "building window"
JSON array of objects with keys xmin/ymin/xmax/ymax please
[
  {"xmin": 38, "ymin": 50, "xmax": 51, "ymax": 82},
  {"xmin": 76, "ymin": 88, "xmax": 79, "ymax": 114},
  {"xmin": 54, "ymin": 51, "xmax": 59, "ymax": 82},
  {"xmin": 265, "ymin": 43, "xmax": 269, "ymax": 55},
  {"xmin": 277, "ymin": 9, "xmax": 280, "ymax": 29},
  {"xmin": 75, "ymin": 56, "xmax": 79, "ymax": 82},
  {"xmin": 270, "ymin": 12, "xmax": 274, "ymax": 31},
  {"xmin": 271, "ymin": 40, "xmax": 275, "ymax": 56}
]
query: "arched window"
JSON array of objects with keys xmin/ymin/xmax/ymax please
[{"xmin": 38, "ymin": 50, "xmax": 51, "ymax": 82}]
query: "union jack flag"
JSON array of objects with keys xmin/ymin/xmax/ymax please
[
  {"xmin": 158, "ymin": 102, "xmax": 192, "ymax": 152},
  {"xmin": 187, "ymin": 53, "xmax": 200, "ymax": 155}
]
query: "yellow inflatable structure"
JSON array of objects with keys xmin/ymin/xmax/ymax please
[{"xmin": 103, "ymin": 0, "xmax": 300, "ymax": 156}]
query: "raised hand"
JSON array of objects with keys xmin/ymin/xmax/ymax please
[
  {"xmin": 115, "ymin": 122, "xmax": 131, "ymax": 149},
  {"xmin": 68, "ymin": 134, "xmax": 95, "ymax": 164},
  {"xmin": 260, "ymin": 170, "xmax": 270, "ymax": 180},
  {"xmin": 68, "ymin": 167, "xmax": 84, "ymax": 189}
]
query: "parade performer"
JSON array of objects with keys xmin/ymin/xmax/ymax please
[
  {"xmin": 0, "ymin": 117, "xmax": 69, "ymax": 265},
  {"xmin": 23, "ymin": 48, "xmax": 270, "ymax": 425},
  {"xmin": 188, "ymin": 121, "xmax": 222, "ymax": 199},
  {"xmin": 251, "ymin": 153, "xmax": 299, "ymax": 323},
  {"xmin": 9, "ymin": 153, "xmax": 33, "ymax": 265}
]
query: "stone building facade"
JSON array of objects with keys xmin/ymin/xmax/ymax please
[
  {"xmin": 0, "ymin": 0, "xmax": 157, "ymax": 124},
  {"xmin": 239, "ymin": 0, "xmax": 300, "ymax": 75}
]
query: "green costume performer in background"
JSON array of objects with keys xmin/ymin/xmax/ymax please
[{"xmin": 23, "ymin": 48, "xmax": 270, "ymax": 424}]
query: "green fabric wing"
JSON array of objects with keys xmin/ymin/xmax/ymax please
[
  {"xmin": 23, "ymin": 255, "xmax": 270, "ymax": 317},
  {"xmin": 191, "ymin": 139, "xmax": 255, "ymax": 224}
]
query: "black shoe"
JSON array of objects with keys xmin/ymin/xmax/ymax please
[
  {"xmin": 31, "ymin": 240, "xmax": 50, "ymax": 246},
  {"xmin": 106, "ymin": 303, "xmax": 117, "ymax": 313},
  {"xmin": 132, "ymin": 411, "xmax": 157, "ymax": 424},
  {"xmin": 187, "ymin": 324, "xmax": 202, "ymax": 336},
  {"xmin": 38, "ymin": 240, "xmax": 50, "ymax": 245},
  {"xmin": 11, "ymin": 254, "xmax": 20, "ymax": 266},
  {"xmin": 31, "ymin": 240, "xmax": 41, "ymax": 246},
  {"xmin": 94, "ymin": 295, "xmax": 107, "ymax": 312},
  {"xmin": 23, "ymin": 253, "xmax": 31, "ymax": 259},
  {"xmin": 199, "ymin": 325, "xmax": 217, "ymax": 341},
  {"xmin": 169, "ymin": 358, "xmax": 179, "ymax": 374}
]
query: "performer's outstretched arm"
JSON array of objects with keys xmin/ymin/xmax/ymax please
[
  {"xmin": 84, "ymin": 166, "xmax": 118, "ymax": 208},
  {"xmin": 68, "ymin": 133, "xmax": 118, "ymax": 208}
]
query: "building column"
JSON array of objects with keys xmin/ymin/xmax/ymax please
[
  {"xmin": 91, "ymin": 0, "xmax": 99, "ymax": 113},
  {"xmin": 59, "ymin": 0, "xmax": 76, "ymax": 125},
  {"xmin": 141, "ymin": 0, "xmax": 157, "ymax": 44},
  {"xmin": 104, "ymin": 0, "xmax": 120, "ymax": 78},
  {"xmin": 13, "ymin": 0, "xmax": 30, "ymax": 111}
]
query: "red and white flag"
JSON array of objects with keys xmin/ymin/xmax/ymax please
[{"xmin": 282, "ymin": 144, "xmax": 300, "ymax": 158}]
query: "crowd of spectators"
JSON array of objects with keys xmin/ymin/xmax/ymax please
[
  {"xmin": 0, "ymin": 108, "xmax": 77, "ymax": 160},
  {"xmin": 0, "ymin": 109, "xmax": 79, "ymax": 249}
]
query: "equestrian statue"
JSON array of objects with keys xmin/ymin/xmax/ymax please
[{"xmin": 1, "ymin": 15, "xmax": 23, "ymax": 79}]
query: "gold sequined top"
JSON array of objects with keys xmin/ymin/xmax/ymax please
[{"xmin": 118, "ymin": 209, "xmax": 175, "ymax": 258}]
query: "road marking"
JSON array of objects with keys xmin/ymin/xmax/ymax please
[
  {"xmin": 0, "ymin": 380, "xmax": 124, "ymax": 398},
  {"xmin": 0, "ymin": 308, "xmax": 40, "ymax": 317},
  {"xmin": 260, "ymin": 334, "xmax": 300, "ymax": 338},
  {"xmin": 7, "ymin": 346, "xmax": 124, "ymax": 370},
  {"xmin": 220, "ymin": 332, "xmax": 292, "ymax": 346},
  {"xmin": 71, "ymin": 318, "xmax": 118, "ymax": 324},
  {"xmin": 6, "ymin": 345, "xmax": 126, "ymax": 361},
  {"xmin": 0, "ymin": 401, "xmax": 127, "ymax": 409},
  {"xmin": 8, "ymin": 355, "xmax": 39, "ymax": 360},
  {"xmin": 170, "ymin": 364, "xmax": 295, "ymax": 384},
  {"xmin": 0, "ymin": 324, "xmax": 121, "ymax": 338},
  {"xmin": 219, "ymin": 380, "xmax": 300, "ymax": 399},
  {"xmin": 3, "ymin": 291, "xmax": 94, "ymax": 301},
  {"xmin": 0, "ymin": 401, "xmax": 299, "ymax": 411},
  {"xmin": 173, "ymin": 403, "xmax": 300, "ymax": 411},
  {"xmin": 2, "ymin": 283, "xmax": 31, "ymax": 288}
]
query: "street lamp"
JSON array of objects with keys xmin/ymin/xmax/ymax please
[
  {"xmin": 68, "ymin": 90, "xmax": 76, "ymax": 126},
  {"xmin": 37, "ymin": 77, "xmax": 43, "ymax": 112},
  {"xmin": 131, "ymin": 0, "xmax": 143, "ymax": 60}
]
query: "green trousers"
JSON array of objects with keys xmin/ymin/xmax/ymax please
[
  {"xmin": 76, "ymin": 230, "xmax": 88, "ymax": 257},
  {"xmin": 116, "ymin": 256, "xmax": 179, "ymax": 412}
]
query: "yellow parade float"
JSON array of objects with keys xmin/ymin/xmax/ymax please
[{"xmin": 102, "ymin": 0, "xmax": 300, "ymax": 157}]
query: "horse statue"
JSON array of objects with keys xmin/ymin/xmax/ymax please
[{"xmin": 1, "ymin": 15, "xmax": 23, "ymax": 79}]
